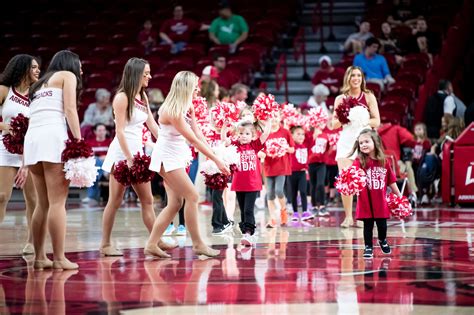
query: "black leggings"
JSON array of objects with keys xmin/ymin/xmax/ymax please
[
  {"xmin": 236, "ymin": 191, "xmax": 259, "ymax": 235},
  {"xmin": 362, "ymin": 218, "xmax": 387, "ymax": 247},
  {"xmin": 289, "ymin": 171, "xmax": 308, "ymax": 213},
  {"xmin": 211, "ymin": 189, "xmax": 229, "ymax": 229},
  {"xmin": 309, "ymin": 163, "xmax": 326, "ymax": 207}
]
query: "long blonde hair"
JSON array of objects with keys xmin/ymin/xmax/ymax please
[
  {"xmin": 116, "ymin": 58, "xmax": 149, "ymax": 121},
  {"xmin": 340, "ymin": 66, "xmax": 371, "ymax": 95},
  {"xmin": 348, "ymin": 128, "xmax": 386, "ymax": 168},
  {"xmin": 161, "ymin": 71, "xmax": 198, "ymax": 118}
]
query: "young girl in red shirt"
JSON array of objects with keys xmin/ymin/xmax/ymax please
[
  {"xmin": 222, "ymin": 119, "xmax": 271, "ymax": 246},
  {"xmin": 349, "ymin": 129, "xmax": 402, "ymax": 258}
]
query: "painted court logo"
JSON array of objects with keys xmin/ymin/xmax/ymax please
[{"xmin": 466, "ymin": 162, "xmax": 474, "ymax": 186}]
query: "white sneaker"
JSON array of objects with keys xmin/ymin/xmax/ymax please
[
  {"xmin": 222, "ymin": 223, "xmax": 233, "ymax": 233},
  {"xmin": 240, "ymin": 233, "xmax": 257, "ymax": 247},
  {"xmin": 163, "ymin": 224, "xmax": 175, "ymax": 236},
  {"xmin": 421, "ymin": 194, "xmax": 429, "ymax": 205}
]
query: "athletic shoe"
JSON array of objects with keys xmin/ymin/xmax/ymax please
[
  {"xmin": 363, "ymin": 246, "xmax": 373, "ymax": 258},
  {"xmin": 301, "ymin": 211, "xmax": 314, "ymax": 221},
  {"xmin": 291, "ymin": 212, "xmax": 300, "ymax": 222},
  {"xmin": 163, "ymin": 224, "xmax": 175, "ymax": 236},
  {"xmin": 241, "ymin": 233, "xmax": 257, "ymax": 247},
  {"xmin": 318, "ymin": 207, "xmax": 329, "ymax": 217},
  {"xmin": 175, "ymin": 225, "xmax": 186, "ymax": 236},
  {"xmin": 421, "ymin": 194, "xmax": 429, "ymax": 205},
  {"xmin": 378, "ymin": 239, "xmax": 391, "ymax": 254},
  {"xmin": 222, "ymin": 223, "xmax": 233, "ymax": 233},
  {"xmin": 280, "ymin": 209, "xmax": 288, "ymax": 226},
  {"xmin": 212, "ymin": 227, "xmax": 225, "ymax": 235}
]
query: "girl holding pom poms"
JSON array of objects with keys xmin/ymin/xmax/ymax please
[
  {"xmin": 23, "ymin": 50, "xmax": 82, "ymax": 270},
  {"xmin": 348, "ymin": 129, "xmax": 401, "ymax": 259},
  {"xmin": 100, "ymin": 58, "xmax": 163, "ymax": 257},
  {"xmin": 146, "ymin": 71, "xmax": 230, "ymax": 258},
  {"xmin": 333, "ymin": 66, "xmax": 380, "ymax": 228},
  {"xmin": 0, "ymin": 54, "xmax": 40, "ymax": 255}
]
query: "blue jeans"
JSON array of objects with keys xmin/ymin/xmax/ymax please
[
  {"xmin": 87, "ymin": 157, "xmax": 104, "ymax": 201},
  {"xmin": 188, "ymin": 157, "xmax": 199, "ymax": 184}
]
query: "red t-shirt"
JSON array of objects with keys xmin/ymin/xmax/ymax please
[
  {"xmin": 231, "ymin": 139, "xmax": 264, "ymax": 192},
  {"xmin": 263, "ymin": 127, "xmax": 295, "ymax": 177},
  {"xmin": 159, "ymin": 18, "xmax": 198, "ymax": 42},
  {"xmin": 324, "ymin": 127, "xmax": 341, "ymax": 166},
  {"xmin": 412, "ymin": 139, "xmax": 431, "ymax": 164},
  {"xmin": 86, "ymin": 138, "xmax": 112, "ymax": 158},
  {"xmin": 311, "ymin": 68, "xmax": 345, "ymax": 94},
  {"xmin": 308, "ymin": 133, "xmax": 329, "ymax": 164},
  {"xmin": 354, "ymin": 158, "xmax": 397, "ymax": 219},
  {"xmin": 291, "ymin": 142, "xmax": 309, "ymax": 171}
]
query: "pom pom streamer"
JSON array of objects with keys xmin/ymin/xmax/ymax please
[
  {"xmin": 200, "ymin": 144, "xmax": 240, "ymax": 190},
  {"xmin": 252, "ymin": 94, "xmax": 280, "ymax": 120},
  {"xmin": 307, "ymin": 107, "xmax": 328, "ymax": 128},
  {"xmin": 61, "ymin": 139, "xmax": 93, "ymax": 162},
  {"xmin": 265, "ymin": 138, "xmax": 289, "ymax": 158},
  {"xmin": 192, "ymin": 96, "xmax": 209, "ymax": 122},
  {"xmin": 386, "ymin": 193, "xmax": 413, "ymax": 220},
  {"xmin": 113, "ymin": 153, "xmax": 155, "ymax": 186},
  {"xmin": 64, "ymin": 157, "xmax": 98, "ymax": 188},
  {"xmin": 335, "ymin": 165, "xmax": 367, "ymax": 195},
  {"xmin": 347, "ymin": 105, "xmax": 370, "ymax": 127},
  {"xmin": 210, "ymin": 101, "xmax": 240, "ymax": 129},
  {"xmin": 335, "ymin": 96, "xmax": 359, "ymax": 125},
  {"xmin": 2, "ymin": 113, "xmax": 29, "ymax": 154}
]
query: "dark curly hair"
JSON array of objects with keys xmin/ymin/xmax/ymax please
[
  {"xmin": 0, "ymin": 54, "xmax": 39, "ymax": 87},
  {"xmin": 29, "ymin": 50, "xmax": 82, "ymax": 101}
]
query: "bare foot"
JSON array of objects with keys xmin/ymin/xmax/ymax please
[
  {"xmin": 144, "ymin": 244, "xmax": 171, "ymax": 258},
  {"xmin": 53, "ymin": 259, "xmax": 79, "ymax": 270},
  {"xmin": 193, "ymin": 245, "xmax": 220, "ymax": 258}
]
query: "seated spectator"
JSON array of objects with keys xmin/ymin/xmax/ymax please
[
  {"xmin": 138, "ymin": 19, "xmax": 158, "ymax": 55},
  {"xmin": 424, "ymin": 80, "xmax": 465, "ymax": 139},
  {"xmin": 306, "ymin": 84, "xmax": 330, "ymax": 114},
  {"xmin": 81, "ymin": 89, "xmax": 114, "ymax": 139},
  {"xmin": 311, "ymin": 55, "xmax": 345, "ymax": 96},
  {"xmin": 229, "ymin": 83, "xmax": 249, "ymax": 103},
  {"xmin": 201, "ymin": 65, "xmax": 219, "ymax": 84},
  {"xmin": 343, "ymin": 21, "xmax": 373, "ymax": 54},
  {"xmin": 159, "ymin": 5, "xmax": 208, "ymax": 54},
  {"xmin": 387, "ymin": 0, "xmax": 421, "ymax": 28},
  {"xmin": 379, "ymin": 22, "xmax": 403, "ymax": 63},
  {"xmin": 82, "ymin": 123, "xmax": 112, "ymax": 205},
  {"xmin": 209, "ymin": 2, "xmax": 249, "ymax": 54},
  {"xmin": 353, "ymin": 37, "xmax": 395, "ymax": 90},
  {"xmin": 410, "ymin": 17, "xmax": 441, "ymax": 54},
  {"xmin": 213, "ymin": 54, "xmax": 227, "ymax": 74}
]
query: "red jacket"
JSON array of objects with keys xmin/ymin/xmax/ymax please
[{"xmin": 377, "ymin": 123, "xmax": 416, "ymax": 161}]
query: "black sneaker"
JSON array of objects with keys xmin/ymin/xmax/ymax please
[
  {"xmin": 363, "ymin": 246, "xmax": 373, "ymax": 258},
  {"xmin": 212, "ymin": 227, "xmax": 225, "ymax": 235},
  {"xmin": 378, "ymin": 239, "xmax": 391, "ymax": 254}
]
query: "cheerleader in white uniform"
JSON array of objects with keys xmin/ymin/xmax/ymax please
[
  {"xmin": 0, "ymin": 54, "xmax": 40, "ymax": 255},
  {"xmin": 333, "ymin": 66, "xmax": 380, "ymax": 228},
  {"xmin": 99, "ymin": 58, "xmax": 174, "ymax": 257},
  {"xmin": 24, "ymin": 50, "xmax": 83, "ymax": 270},
  {"xmin": 145, "ymin": 71, "xmax": 229, "ymax": 258}
]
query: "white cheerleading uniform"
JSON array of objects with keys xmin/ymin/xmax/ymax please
[
  {"xmin": 24, "ymin": 88, "xmax": 68, "ymax": 166},
  {"xmin": 335, "ymin": 93, "xmax": 370, "ymax": 161},
  {"xmin": 102, "ymin": 99, "xmax": 148, "ymax": 173},
  {"xmin": 0, "ymin": 88, "xmax": 30, "ymax": 167},
  {"xmin": 149, "ymin": 118, "xmax": 192, "ymax": 173}
]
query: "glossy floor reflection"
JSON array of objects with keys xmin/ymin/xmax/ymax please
[{"xmin": 1, "ymin": 204, "xmax": 474, "ymax": 314}]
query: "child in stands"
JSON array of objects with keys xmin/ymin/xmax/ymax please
[{"xmin": 349, "ymin": 129, "xmax": 401, "ymax": 258}]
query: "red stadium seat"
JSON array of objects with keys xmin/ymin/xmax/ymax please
[
  {"xmin": 121, "ymin": 46, "xmax": 144, "ymax": 57},
  {"xmin": 194, "ymin": 58, "xmax": 213, "ymax": 76},
  {"xmin": 162, "ymin": 58, "xmax": 194, "ymax": 73},
  {"xmin": 208, "ymin": 45, "xmax": 230, "ymax": 58},
  {"xmin": 150, "ymin": 45, "xmax": 172, "ymax": 61},
  {"xmin": 92, "ymin": 45, "xmax": 119, "ymax": 60},
  {"xmin": 366, "ymin": 82, "xmax": 381, "ymax": 100}
]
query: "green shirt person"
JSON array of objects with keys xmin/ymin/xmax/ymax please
[{"xmin": 209, "ymin": 4, "xmax": 249, "ymax": 53}]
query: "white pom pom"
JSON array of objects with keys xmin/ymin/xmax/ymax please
[
  {"xmin": 213, "ymin": 144, "xmax": 240, "ymax": 165},
  {"xmin": 63, "ymin": 157, "xmax": 98, "ymax": 188},
  {"xmin": 201, "ymin": 160, "xmax": 220, "ymax": 175},
  {"xmin": 348, "ymin": 105, "xmax": 370, "ymax": 127}
]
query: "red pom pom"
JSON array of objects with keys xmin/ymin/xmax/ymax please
[
  {"xmin": 335, "ymin": 165, "xmax": 367, "ymax": 195},
  {"xmin": 265, "ymin": 138, "xmax": 289, "ymax": 158},
  {"xmin": 61, "ymin": 139, "xmax": 93, "ymax": 162},
  {"xmin": 252, "ymin": 94, "xmax": 280, "ymax": 120},
  {"xmin": 130, "ymin": 153, "xmax": 155, "ymax": 184},
  {"xmin": 210, "ymin": 101, "xmax": 240, "ymax": 129},
  {"xmin": 386, "ymin": 194, "xmax": 413, "ymax": 220},
  {"xmin": 192, "ymin": 96, "xmax": 209, "ymax": 122},
  {"xmin": 307, "ymin": 107, "xmax": 328, "ymax": 128},
  {"xmin": 113, "ymin": 160, "xmax": 132, "ymax": 186},
  {"xmin": 335, "ymin": 96, "xmax": 359, "ymax": 125},
  {"xmin": 2, "ymin": 113, "xmax": 29, "ymax": 154},
  {"xmin": 200, "ymin": 164, "xmax": 237, "ymax": 190}
]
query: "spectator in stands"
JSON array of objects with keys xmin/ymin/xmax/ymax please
[
  {"xmin": 424, "ymin": 80, "xmax": 465, "ymax": 139},
  {"xmin": 353, "ymin": 37, "xmax": 395, "ymax": 90},
  {"xmin": 410, "ymin": 17, "xmax": 441, "ymax": 54},
  {"xmin": 82, "ymin": 123, "xmax": 112, "ymax": 205},
  {"xmin": 386, "ymin": 0, "xmax": 421, "ymax": 28},
  {"xmin": 311, "ymin": 55, "xmax": 345, "ymax": 96},
  {"xmin": 209, "ymin": 2, "xmax": 249, "ymax": 54},
  {"xmin": 201, "ymin": 80, "xmax": 220, "ymax": 107},
  {"xmin": 229, "ymin": 83, "xmax": 249, "ymax": 103},
  {"xmin": 138, "ymin": 20, "xmax": 158, "ymax": 55},
  {"xmin": 219, "ymin": 86, "xmax": 230, "ymax": 101},
  {"xmin": 159, "ymin": 5, "xmax": 209, "ymax": 54},
  {"xmin": 343, "ymin": 21, "xmax": 373, "ymax": 54},
  {"xmin": 306, "ymin": 84, "xmax": 330, "ymax": 114},
  {"xmin": 465, "ymin": 101, "xmax": 474, "ymax": 127},
  {"xmin": 213, "ymin": 54, "xmax": 227, "ymax": 74},
  {"xmin": 81, "ymin": 88, "xmax": 114, "ymax": 128},
  {"xmin": 378, "ymin": 22, "xmax": 403, "ymax": 64},
  {"xmin": 201, "ymin": 65, "xmax": 219, "ymax": 84}
]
